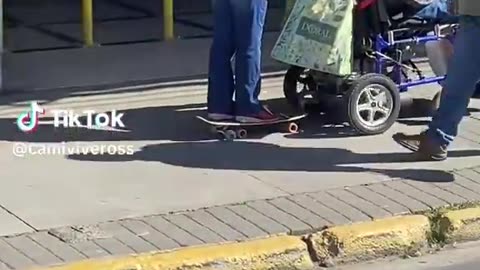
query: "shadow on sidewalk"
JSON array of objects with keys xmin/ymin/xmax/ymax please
[
  {"xmin": 2, "ymin": 94, "xmax": 477, "ymax": 143},
  {"xmin": 67, "ymin": 140, "xmax": 480, "ymax": 183},
  {"xmin": 0, "ymin": 98, "xmax": 368, "ymax": 142}
]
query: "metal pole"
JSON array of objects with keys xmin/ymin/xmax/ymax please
[
  {"xmin": 163, "ymin": 0, "xmax": 174, "ymax": 40},
  {"xmin": 82, "ymin": 0, "xmax": 94, "ymax": 47}
]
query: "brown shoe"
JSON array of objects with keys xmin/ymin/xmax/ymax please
[{"xmin": 392, "ymin": 132, "xmax": 448, "ymax": 161}]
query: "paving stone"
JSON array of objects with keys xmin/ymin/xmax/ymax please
[
  {"xmin": 307, "ymin": 192, "xmax": 370, "ymax": 222},
  {"xmin": 288, "ymin": 194, "xmax": 350, "ymax": 225},
  {"xmin": 142, "ymin": 215, "xmax": 202, "ymax": 247},
  {"xmin": 246, "ymin": 200, "xmax": 311, "ymax": 234},
  {"xmin": 458, "ymin": 129, "xmax": 480, "ymax": 143},
  {"xmin": 404, "ymin": 181, "xmax": 467, "ymax": 205},
  {"xmin": 48, "ymin": 226, "xmax": 107, "ymax": 244},
  {"xmin": 347, "ymin": 186, "xmax": 410, "ymax": 215},
  {"xmin": 98, "ymin": 222, "xmax": 157, "ymax": 253},
  {"xmin": 186, "ymin": 210, "xmax": 246, "ymax": 241},
  {"xmin": 69, "ymin": 241, "xmax": 109, "ymax": 258},
  {"xmin": 451, "ymin": 173, "xmax": 480, "ymax": 195},
  {"xmin": 268, "ymin": 198, "xmax": 329, "ymax": 230},
  {"xmin": 434, "ymin": 181, "xmax": 480, "ymax": 202},
  {"xmin": 28, "ymin": 232, "xmax": 85, "ymax": 263},
  {"xmin": 3, "ymin": 235, "xmax": 62, "ymax": 266},
  {"xmin": 227, "ymin": 204, "xmax": 288, "ymax": 235},
  {"xmin": 460, "ymin": 119, "xmax": 480, "ymax": 135},
  {"xmin": 94, "ymin": 237, "xmax": 135, "ymax": 256},
  {"xmin": 0, "ymin": 261, "xmax": 9, "ymax": 270},
  {"xmin": 326, "ymin": 189, "xmax": 391, "ymax": 219},
  {"xmin": 206, "ymin": 207, "xmax": 267, "ymax": 238},
  {"xmin": 457, "ymin": 169, "xmax": 480, "ymax": 185},
  {"xmin": 120, "ymin": 219, "xmax": 179, "ymax": 250},
  {"xmin": 0, "ymin": 238, "xmax": 35, "ymax": 269},
  {"xmin": 165, "ymin": 214, "xmax": 224, "ymax": 244},
  {"xmin": 366, "ymin": 183, "xmax": 428, "ymax": 212},
  {"xmin": 384, "ymin": 181, "xmax": 447, "ymax": 209}
]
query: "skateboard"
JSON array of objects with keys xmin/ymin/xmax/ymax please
[{"xmin": 197, "ymin": 113, "xmax": 307, "ymax": 140}]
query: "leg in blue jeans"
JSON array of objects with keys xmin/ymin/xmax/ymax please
[
  {"xmin": 231, "ymin": 0, "xmax": 267, "ymax": 116},
  {"xmin": 427, "ymin": 16, "xmax": 480, "ymax": 146},
  {"xmin": 207, "ymin": 0, "xmax": 235, "ymax": 116},
  {"xmin": 393, "ymin": 16, "xmax": 480, "ymax": 160}
]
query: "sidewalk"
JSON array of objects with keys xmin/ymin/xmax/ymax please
[
  {"xmin": 3, "ymin": 169, "xmax": 480, "ymax": 270},
  {"xmin": 3, "ymin": 31, "xmax": 286, "ymax": 92},
  {"xmin": 1, "ymin": 76, "xmax": 480, "ymax": 269},
  {"xmin": 3, "ymin": 0, "xmax": 286, "ymax": 93}
]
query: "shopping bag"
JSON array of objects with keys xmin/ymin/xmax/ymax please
[{"xmin": 272, "ymin": 0, "xmax": 354, "ymax": 76}]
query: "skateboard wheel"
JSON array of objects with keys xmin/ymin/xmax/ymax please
[
  {"xmin": 237, "ymin": 129, "xmax": 247, "ymax": 139},
  {"xmin": 224, "ymin": 130, "xmax": 237, "ymax": 141},
  {"xmin": 216, "ymin": 130, "xmax": 226, "ymax": 140},
  {"xmin": 288, "ymin": 122, "xmax": 299, "ymax": 133}
]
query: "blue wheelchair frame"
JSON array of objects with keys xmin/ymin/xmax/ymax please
[{"xmin": 374, "ymin": 30, "xmax": 446, "ymax": 92}]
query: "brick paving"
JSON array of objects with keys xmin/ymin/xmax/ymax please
[{"xmin": 2, "ymin": 167, "xmax": 480, "ymax": 269}]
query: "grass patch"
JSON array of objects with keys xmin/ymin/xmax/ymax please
[{"xmin": 416, "ymin": 202, "xmax": 480, "ymax": 246}]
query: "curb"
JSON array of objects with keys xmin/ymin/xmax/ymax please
[
  {"xmin": 32, "ymin": 235, "xmax": 314, "ymax": 270},
  {"xmin": 33, "ymin": 206, "xmax": 480, "ymax": 270},
  {"xmin": 307, "ymin": 215, "xmax": 431, "ymax": 265},
  {"xmin": 438, "ymin": 207, "xmax": 480, "ymax": 244}
]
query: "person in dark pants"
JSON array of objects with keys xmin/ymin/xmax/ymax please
[
  {"xmin": 393, "ymin": 1, "xmax": 480, "ymax": 161},
  {"xmin": 207, "ymin": 0, "xmax": 278, "ymax": 123}
]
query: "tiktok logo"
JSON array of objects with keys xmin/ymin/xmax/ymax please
[{"xmin": 16, "ymin": 102, "xmax": 45, "ymax": 133}]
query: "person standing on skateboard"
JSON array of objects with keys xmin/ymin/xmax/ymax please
[{"xmin": 207, "ymin": 0, "xmax": 279, "ymax": 123}]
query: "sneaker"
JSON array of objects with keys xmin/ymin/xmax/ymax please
[
  {"xmin": 392, "ymin": 132, "xmax": 448, "ymax": 161},
  {"xmin": 207, "ymin": 113, "xmax": 234, "ymax": 121},
  {"xmin": 235, "ymin": 106, "xmax": 280, "ymax": 123}
]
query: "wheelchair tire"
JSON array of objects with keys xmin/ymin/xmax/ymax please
[{"xmin": 345, "ymin": 73, "xmax": 401, "ymax": 135}]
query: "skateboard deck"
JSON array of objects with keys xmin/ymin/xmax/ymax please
[{"xmin": 197, "ymin": 113, "xmax": 307, "ymax": 140}]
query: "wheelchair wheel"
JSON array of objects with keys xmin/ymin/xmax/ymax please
[
  {"xmin": 345, "ymin": 73, "xmax": 401, "ymax": 135},
  {"xmin": 283, "ymin": 66, "xmax": 319, "ymax": 112}
]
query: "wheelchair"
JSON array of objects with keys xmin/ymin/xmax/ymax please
[{"xmin": 281, "ymin": 0, "xmax": 458, "ymax": 135}]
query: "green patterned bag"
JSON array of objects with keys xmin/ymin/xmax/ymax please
[{"xmin": 272, "ymin": 0, "xmax": 354, "ymax": 76}]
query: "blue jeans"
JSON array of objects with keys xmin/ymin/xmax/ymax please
[
  {"xmin": 207, "ymin": 0, "xmax": 267, "ymax": 116},
  {"xmin": 427, "ymin": 16, "xmax": 480, "ymax": 147},
  {"xmin": 415, "ymin": 0, "xmax": 459, "ymax": 24}
]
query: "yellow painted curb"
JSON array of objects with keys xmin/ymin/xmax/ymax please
[
  {"xmin": 440, "ymin": 207, "xmax": 480, "ymax": 243},
  {"xmin": 34, "ymin": 235, "xmax": 313, "ymax": 270},
  {"xmin": 309, "ymin": 215, "xmax": 430, "ymax": 264}
]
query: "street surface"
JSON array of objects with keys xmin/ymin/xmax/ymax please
[{"xmin": 329, "ymin": 241, "xmax": 480, "ymax": 270}]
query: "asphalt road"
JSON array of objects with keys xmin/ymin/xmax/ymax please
[{"xmin": 325, "ymin": 241, "xmax": 480, "ymax": 270}]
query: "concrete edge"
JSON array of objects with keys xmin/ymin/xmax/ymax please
[
  {"xmin": 307, "ymin": 215, "xmax": 431, "ymax": 265},
  {"xmin": 31, "ymin": 206, "xmax": 480, "ymax": 270},
  {"xmin": 439, "ymin": 206, "xmax": 480, "ymax": 244},
  {"xmin": 31, "ymin": 235, "xmax": 314, "ymax": 270}
]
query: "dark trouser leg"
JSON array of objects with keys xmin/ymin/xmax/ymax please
[
  {"xmin": 231, "ymin": 0, "xmax": 267, "ymax": 116},
  {"xmin": 207, "ymin": 0, "xmax": 235, "ymax": 115}
]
